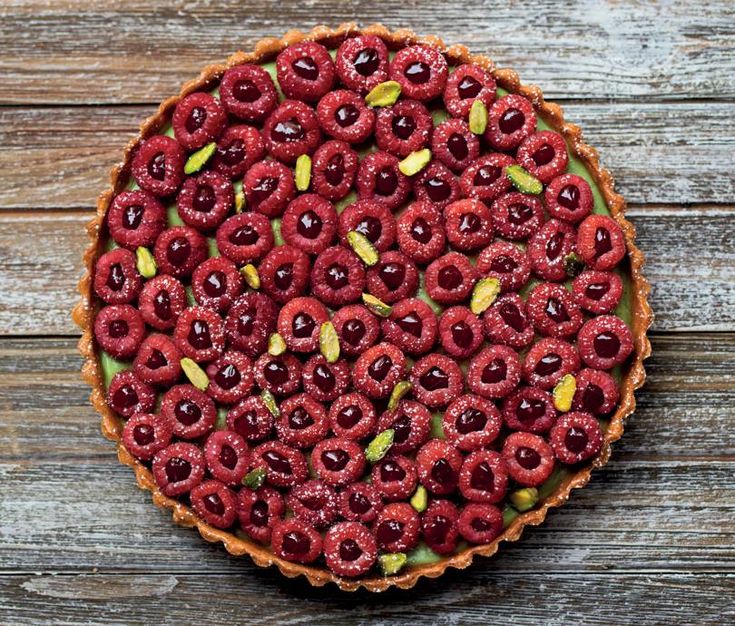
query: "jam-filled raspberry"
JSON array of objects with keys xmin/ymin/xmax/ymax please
[
  {"xmin": 153, "ymin": 226, "xmax": 208, "ymax": 278},
  {"xmin": 219, "ymin": 64, "xmax": 279, "ymax": 122},
  {"xmin": 381, "ymin": 298, "xmax": 438, "ymax": 355},
  {"xmin": 161, "ymin": 384, "xmax": 217, "ymax": 440},
  {"xmin": 338, "ymin": 482, "xmax": 384, "ymax": 523},
  {"xmin": 438, "ymin": 306, "xmax": 484, "ymax": 359},
  {"xmin": 276, "ymin": 296, "xmax": 329, "ymax": 353},
  {"xmin": 410, "ymin": 353, "xmax": 464, "ymax": 408},
  {"xmin": 424, "ymin": 251, "xmax": 478, "ymax": 305},
  {"xmin": 572, "ymin": 270, "xmax": 624, "ymax": 315},
  {"xmin": 211, "ymin": 125, "xmax": 266, "ymax": 179},
  {"xmin": 94, "ymin": 304, "xmax": 145, "ymax": 360},
  {"xmin": 375, "ymin": 99, "xmax": 433, "ymax": 158},
  {"xmin": 263, "ymin": 99, "xmax": 322, "ymax": 164},
  {"xmin": 253, "ymin": 352, "xmax": 302, "ymax": 396},
  {"xmin": 459, "ymin": 153, "xmax": 515, "ymax": 205},
  {"xmin": 482, "ymin": 293, "xmax": 535, "ymax": 350},
  {"xmin": 190, "ymin": 479, "xmax": 238, "ymax": 529},
  {"xmin": 310, "ymin": 245, "xmax": 366, "ymax": 307},
  {"xmin": 522, "ymin": 337, "xmax": 581, "ymax": 390},
  {"xmin": 237, "ymin": 485, "xmax": 285, "ymax": 544},
  {"xmin": 280, "ymin": 193, "xmax": 338, "ymax": 255},
  {"xmin": 517, "ymin": 130, "xmax": 569, "ymax": 184},
  {"xmin": 366, "ymin": 250, "xmax": 419, "ymax": 305},
  {"xmin": 526, "ymin": 282, "xmax": 584, "ymax": 339},
  {"xmin": 106, "ymin": 370, "xmax": 155, "ymax": 417},
  {"xmin": 310, "ymin": 139, "xmax": 359, "ymax": 201},
  {"xmin": 572, "ymin": 368, "xmax": 620, "ymax": 415},
  {"xmin": 490, "ymin": 192, "xmax": 545, "ymax": 241},
  {"xmin": 528, "ymin": 219, "xmax": 577, "ymax": 282},
  {"xmin": 301, "ymin": 355, "xmax": 351, "ymax": 402},
  {"xmin": 152, "ymin": 442, "xmax": 206, "ymax": 497},
  {"xmin": 376, "ymin": 400, "xmax": 433, "ymax": 454},
  {"xmin": 545, "ymin": 173, "xmax": 594, "ymax": 224},
  {"xmin": 501, "ymin": 431, "xmax": 556, "ymax": 487},
  {"xmin": 467, "ymin": 344, "xmax": 522, "ymax": 399},
  {"xmin": 356, "ymin": 150, "xmax": 411, "ymax": 211},
  {"xmin": 121, "ymin": 412, "xmax": 173, "ymax": 461},
  {"xmin": 338, "ymin": 199, "xmax": 396, "ymax": 252},
  {"xmin": 227, "ymin": 395, "xmax": 274, "ymax": 442},
  {"xmin": 443, "ymin": 394, "xmax": 502, "ymax": 452},
  {"xmin": 457, "ymin": 503, "xmax": 503, "ymax": 544},
  {"xmin": 316, "ymin": 89, "xmax": 376, "ymax": 144},
  {"xmin": 413, "ymin": 161, "xmax": 461, "ymax": 210},
  {"xmin": 375, "ymin": 502, "xmax": 421, "ymax": 553},
  {"xmin": 131, "ymin": 135, "xmax": 186, "ymax": 197},
  {"xmin": 422, "ymin": 499, "xmax": 460, "ymax": 555},
  {"xmin": 138, "ymin": 274, "xmax": 187, "ymax": 331},
  {"xmin": 335, "ymin": 35, "xmax": 390, "ymax": 94},
  {"xmin": 244, "ymin": 160, "xmax": 296, "ymax": 218},
  {"xmin": 576, "ymin": 314, "xmax": 634, "ymax": 370},
  {"xmin": 191, "ymin": 256, "xmax": 242, "ymax": 312},
  {"xmin": 576, "ymin": 214, "xmax": 627, "ymax": 271},
  {"xmin": 476, "ymin": 241, "xmax": 531, "ymax": 293},
  {"xmin": 502, "ymin": 386, "xmax": 558, "ymax": 434},
  {"xmin": 203, "ymin": 429, "xmax": 250, "ymax": 485},
  {"xmin": 458, "ymin": 449, "xmax": 508, "ymax": 504},
  {"xmin": 443, "ymin": 63, "xmax": 496, "ymax": 119},
  {"xmin": 172, "ymin": 91, "xmax": 226, "ymax": 151},
  {"xmin": 311, "ymin": 437, "xmax": 366, "ymax": 487},
  {"xmin": 287, "ymin": 480, "xmax": 339, "ymax": 530},
  {"xmin": 352, "ymin": 342, "xmax": 407, "ymax": 399},
  {"xmin": 224, "ymin": 292, "xmax": 278, "ymax": 358},
  {"xmin": 133, "ymin": 333, "xmax": 182, "ymax": 386},
  {"xmin": 259, "ymin": 245, "xmax": 311, "ymax": 304},
  {"xmin": 271, "ymin": 518, "xmax": 323, "ymax": 563},
  {"xmin": 173, "ymin": 306, "xmax": 226, "ymax": 363},
  {"xmin": 432, "ymin": 118, "xmax": 481, "ymax": 173},
  {"xmin": 328, "ymin": 392, "xmax": 377, "ymax": 441},
  {"xmin": 371, "ymin": 454, "xmax": 418, "ymax": 501},
  {"xmin": 204, "ymin": 350, "xmax": 254, "ymax": 405},
  {"xmin": 216, "ymin": 212, "xmax": 274, "ymax": 266},
  {"xmin": 331, "ymin": 304, "xmax": 381, "ymax": 357},
  {"xmin": 93, "ymin": 248, "xmax": 142, "ymax": 305},
  {"xmin": 396, "ymin": 201, "xmax": 447, "ymax": 265},
  {"xmin": 443, "ymin": 198, "xmax": 494, "ymax": 251},
  {"xmin": 276, "ymin": 41, "xmax": 336, "ymax": 102},
  {"xmin": 107, "ymin": 189, "xmax": 166, "ymax": 249},
  {"xmin": 251, "ymin": 440, "xmax": 309, "ymax": 488},
  {"xmin": 389, "ymin": 45, "xmax": 448, "ymax": 101},
  {"xmin": 324, "ymin": 521, "xmax": 378, "ymax": 577},
  {"xmin": 416, "ymin": 439, "xmax": 463, "ymax": 495},
  {"xmin": 484, "ymin": 94, "xmax": 537, "ymax": 151},
  {"xmin": 549, "ymin": 412, "xmax": 604, "ymax": 464}
]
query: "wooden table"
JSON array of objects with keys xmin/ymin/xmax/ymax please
[{"xmin": 1, "ymin": 1, "xmax": 734, "ymax": 623}]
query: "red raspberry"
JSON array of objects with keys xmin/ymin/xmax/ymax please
[
  {"xmin": 577, "ymin": 315, "xmax": 634, "ymax": 369},
  {"xmin": 161, "ymin": 384, "xmax": 216, "ymax": 440},
  {"xmin": 356, "ymin": 151, "xmax": 411, "ymax": 211},
  {"xmin": 573, "ymin": 368, "xmax": 620, "ymax": 415},
  {"xmin": 190, "ymin": 480, "xmax": 237, "ymax": 529},
  {"xmin": 275, "ymin": 393, "xmax": 329, "ymax": 449},
  {"xmin": 276, "ymin": 41, "xmax": 335, "ymax": 102},
  {"xmin": 107, "ymin": 190, "xmax": 166, "ymax": 249},
  {"xmin": 310, "ymin": 246, "xmax": 365, "ymax": 307},
  {"xmin": 443, "ymin": 63, "xmax": 496, "ymax": 119},
  {"xmin": 410, "ymin": 353, "xmax": 464, "ymax": 409},
  {"xmin": 133, "ymin": 333, "xmax": 182, "ymax": 386},
  {"xmin": 416, "ymin": 439, "xmax": 462, "ymax": 495},
  {"xmin": 94, "ymin": 248, "xmax": 142, "ymax": 305},
  {"xmin": 311, "ymin": 139, "xmax": 358, "ymax": 201},
  {"xmin": 259, "ymin": 245, "xmax": 311, "ymax": 304},
  {"xmin": 517, "ymin": 130, "xmax": 569, "ymax": 184},
  {"xmin": 131, "ymin": 135, "xmax": 186, "ymax": 197},
  {"xmin": 389, "ymin": 45, "xmax": 448, "ymax": 101},
  {"xmin": 413, "ymin": 161, "xmax": 461, "ymax": 210},
  {"xmin": 216, "ymin": 213, "xmax": 274, "ymax": 265},
  {"xmin": 176, "ymin": 171, "xmax": 233, "ymax": 231},
  {"xmin": 501, "ymin": 431, "xmax": 556, "ymax": 487},
  {"xmin": 172, "ymin": 92, "xmax": 226, "ymax": 151},
  {"xmin": 329, "ymin": 392, "xmax": 377, "ymax": 441},
  {"xmin": 225, "ymin": 292, "xmax": 278, "ymax": 358},
  {"xmin": 352, "ymin": 342, "xmax": 407, "ymax": 399},
  {"xmin": 237, "ymin": 486, "xmax": 285, "ymax": 544},
  {"xmin": 302, "ymin": 355, "xmax": 351, "ymax": 402},
  {"xmin": 205, "ymin": 350, "xmax": 253, "ymax": 405},
  {"xmin": 263, "ymin": 100, "xmax": 321, "ymax": 164},
  {"xmin": 173, "ymin": 306, "xmax": 225, "ymax": 363},
  {"xmin": 371, "ymin": 454, "xmax": 418, "ymax": 501},
  {"xmin": 287, "ymin": 480, "xmax": 338, "ymax": 530},
  {"xmin": 443, "ymin": 394, "xmax": 502, "ymax": 452},
  {"xmin": 311, "ymin": 437, "xmax": 366, "ymax": 487},
  {"xmin": 422, "ymin": 499, "xmax": 460, "ymax": 555},
  {"xmin": 526, "ymin": 282, "xmax": 584, "ymax": 339},
  {"xmin": 280, "ymin": 194, "xmax": 337, "ymax": 255},
  {"xmin": 338, "ymin": 199, "xmax": 396, "ymax": 252},
  {"xmin": 251, "ymin": 440, "xmax": 308, "ymax": 488},
  {"xmin": 121, "ymin": 412, "xmax": 173, "ymax": 461},
  {"xmin": 211, "ymin": 124, "xmax": 266, "ymax": 179},
  {"xmin": 572, "ymin": 270, "xmax": 623, "ymax": 314},
  {"xmin": 483, "ymin": 293, "xmax": 535, "ymax": 350},
  {"xmin": 484, "ymin": 94, "xmax": 537, "ymax": 151},
  {"xmin": 94, "ymin": 304, "xmax": 145, "ymax": 360},
  {"xmin": 502, "ymin": 386, "xmax": 558, "ymax": 434},
  {"xmin": 203, "ymin": 430, "xmax": 250, "ymax": 486},
  {"xmin": 460, "ymin": 154, "xmax": 515, "ymax": 205},
  {"xmin": 432, "ymin": 118, "xmax": 480, "ymax": 173},
  {"xmin": 253, "ymin": 353, "xmax": 302, "ymax": 396},
  {"xmin": 381, "ymin": 298, "xmax": 438, "ymax": 355},
  {"xmin": 467, "ymin": 345, "xmax": 522, "ymax": 399},
  {"xmin": 523, "ymin": 337, "xmax": 581, "ymax": 390},
  {"xmin": 438, "ymin": 306, "xmax": 483, "ymax": 359},
  {"xmin": 377, "ymin": 400, "xmax": 432, "ymax": 454},
  {"xmin": 476, "ymin": 241, "xmax": 531, "ymax": 293},
  {"xmin": 227, "ymin": 395, "xmax": 274, "ymax": 442},
  {"xmin": 335, "ymin": 35, "xmax": 390, "ymax": 94},
  {"xmin": 443, "ymin": 198, "xmax": 494, "ymax": 251},
  {"xmin": 528, "ymin": 219, "xmax": 576, "ymax": 282},
  {"xmin": 577, "ymin": 214, "xmax": 626, "ymax": 271},
  {"xmin": 332, "ymin": 304, "xmax": 380, "ymax": 357},
  {"xmin": 338, "ymin": 482, "xmax": 384, "ymax": 523},
  {"xmin": 549, "ymin": 412, "xmax": 603, "ymax": 464},
  {"xmin": 375, "ymin": 99, "xmax": 433, "ymax": 157},
  {"xmin": 153, "ymin": 226, "xmax": 208, "ymax": 278},
  {"xmin": 490, "ymin": 192, "xmax": 544, "ymax": 241},
  {"xmin": 138, "ymin": 274, "xmax": 187, "ymax": 331},
  {"xmin": 458, "ymin": 450, "xmax": 508, "ymax": 503},
  {"xmin": 244, "ymin": 160, "xmax": 296, "ymax": 218},
  {"xmin": 366, "ymin": 250, "xmax": 419, "ymax": 304},
  {"xmin": 152, "ymin": 442, "xmax": 206, "ymax": 497},
  {"xmin": 375, "ymin": 502, "xmax": 421, "ymax": 553},
  {"xmin": 191, "ymin": 256, "xmax": 242, "ymax": 312},
  {"xmin": 424, "ymin": 252, "xmax": 478, "ymax": 305},
  {"xmin": 271, "ymin": 518, "xmax": 323, "ymax": 564},
  {"xmin": 219, "ymin": 64, "xmax": 278, "ymax": 123},
  {"xmin": 457, "ymin": 503, "xmax": 503, "ymax": 544},
  {"xmin": 545, "ymin": 173, "xmax": 593, "ymax": 224},
  {"xmin": 396, "ymin": 201, "xmax": 446, "ymax": 264},
  {"xmin": 316, "ymin": 89, "xmax": 375, "ymax": 144},
  {"xmin": 277, "ymin": 296, "xmax": 329, "ymax": 353},
  {"xmin": 324, "ymin": 522, "xmax": 378, "ymax": 578},
  {"xmin": 107, "ymin": 370, "xmax": 155, "ymax": 417}
]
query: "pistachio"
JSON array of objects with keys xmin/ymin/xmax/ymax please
[
  {"xmin": 563, "ymin": 251, "xmax": 585, "ymax": 277},
  {"xmin": 379, "ymin": 552, "xmax": 407, "ymax": 576},
  {"xmin": 398, "ymin": 148, "xmax": 431, "ymax": 176},
  {"xmin": 295, "ymin": 153, "xmax": 312, "ymax": 191},
  {"xmin": 241, "ymin": 467, "xmax": 266, "ymax": 490},
  {"xmin": 502, "ymin": 504, "xmax": 520, "ymax": 528},
  {"xmin": 261, "ymin": 389, "xmax": 279, "ymax": 417},
  {"xmin": 240, "ymin": 263, "xmax": 260, "ymax": 290},
  {"xmin": 184, "ymin": 141, "xmax": 217, "ymax": 175},
  {"xmin": 470, "ymin": 277, "xmax": 501, "ymax": 314},
  {"xmin": 410, "ymin": 485, "xmax": 428, "ymax": 513},
  {"xmin": 180, "ymin": 357, "xmax": 209, "ymax": 391},
  {"xmin": 135, "ymin": 246, "xmax": 157, "ymax": 278},
  {"xmin": 365, "ymin": 80, "xmax": 402, "ymax": 107},
  {"xmin": 509, "ymin": 487, "xmax": 539, "ymax": 513},
  {"xmin": 234, "ymin": 190, "xmax": 246, "ymax": 213},
  {"xmin": 468, "ymin": 99, "xmax": 488, "ymax": 135},
  {"xmin": 505, "ymin": 164, "xmax": 543, "ymax": 195},
  {"xmin": 346, "ymin": 230, "xmax": 379, "ymax": 266},
  {"xmin": 365, "ymin": 429, "xmax": 395, "ymax": 463},
  {"xmin": 319, "ymin": 321, "xmax": 340, "ymax": 363},
  {"xmin": 267, "ymin": 332, "xmax": 287, "ymax": 356},
  {"xmin": 387, "ymin": 381, "xmax": 412, "ymax": 411},
  {"xmin": 361, "ymin": 293, "xmax": 393, "ymax": 317},
  {"xmin": 553, "ymin": 373, "xmax": 577, "ymax": 412}
]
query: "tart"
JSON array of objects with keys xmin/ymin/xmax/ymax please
[{"xmin": 74, "ymin": 23, "xmax": 652, "ymax": 591}]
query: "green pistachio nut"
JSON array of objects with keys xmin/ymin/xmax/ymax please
[
  {"xmin": 410, "ymin": 485, "xmax": 428, "ymax": 513},
  {"xmin": 387, "ymin": 381, "xmax": 412, "ymax": 411},
  {"xmin": 234, "ymin": 190, "xmax": 246, "ymax": 213},
  {"xmin": 398, "ymin": 148, "xmax": 431, "ymax": 176},
  {"xmin": 242, "ymin": 467, "xmax": 266, "ymax": 490},
  {"xmin": 240, "ymin": 263, "xmax": 260, "ymax": 290},
  {"xmin": 361, "ymin": 293, "xmax": 393, "ymax": 317},
  {"xmin": 379, "ymin": 552, "xmax": 408, "ymax": 576},
  {"xmin": 563, "ymin": 251, "xmax": 585, "ymax": 277},
  {"xmin": 267, "ymin": 332, "xmax": 287, "ymax": 356},
  {"xmin": 510, "ymin": 487, "xmax": 539, "ymax": 513},
  {"xmin": 365, "ymin": 80, "xmax": 402, "ymax": 107},
  {"xmin": 295, "ymin": 153, "xmax": 312, "ymax": 191},
  {"xmin": 468, "ymin": 99, "xmax": 488, "ymax": 135},
  {"xmin": 319, "ymin": 321, "xmax": 340, "ymax": 364},
  {"xmin": 180, "ymin": 357, "xmax": 209, "ymax": 391},
  {"xmin": 470, "ymin": 277, "xmax": 501, "ymax": 314},
  {"xmin": 261, "ymin": 389, "xmax": 279, "ymax": 417},
  {"xmin": 553, "ymin": 373, "xmax": 577, "ymax": 413},
  {"xmin": 505, "ymin": 164, "xmax": 543, "ymax": 195},
  {"xmin": 347, "ymin": 230, "xmax": 379, "ymax": 266},
  {"xmin": 184, "ymin": 141, "xmax": 217, "ymax": 175},
  {"xmin": 135, "ymin": 246, "xmax": 157, "ymax": 278},
  {"xmin": 365, "ymin": 429, "xmax": 395, "ymax": 463}
]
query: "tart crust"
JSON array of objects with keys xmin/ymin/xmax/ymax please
[{"xmin": 73, "ymin": 23, "xmax": 653, "ymax": 592}]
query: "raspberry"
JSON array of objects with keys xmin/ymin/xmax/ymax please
[
  {"xmin": 352, "ymin": 342, "xmax": 407, "ymax": 399},
  {"xmin": 577, "ymin": 214, "xmax": 626, "ymax": 271},
  {"xmin": 458, "ymin": 450, "xmax": 508, "ymax": 503},
  {"xmin": 190, "ymin": 479, "xmax": 237, "ymax": 529},
  {"xmin": 356, "ymin": 151, "xmax": 411, "ymax": 211},
  {"xmin": 528, "ymin": 219, "xmax": 576, "ymax": 282},
  {"xmin": 161, "ymin": 384, "xmax": 217, "ymax": 439},
  {"xmin": 121, "ymin": 412, "xmax": 173, "ymax": 461},
  {"xmin": 517, "ymin": 131, "xmax": 569, "ymax": 184},
  {"xmin": 324, "ymin": 522, "xmax": 378, "ymax": 577},
  {"xmin": 212, "ymin": 125, "xmax": 266, "ymax": 179},
  {"xmin": 432, "ymin": 118, "xmax": 480, "ymax": 173},
  {"xmin": 191, "ymin": 257, "xmax": 242, "ymax": 312},
  {"xmin": 275, "ymin": 393, "xmax": 329, "ymax": 449},
  {"xmin": 133, "ymin": 333, "xmax": 182, "ymax": 386},
  {"xmin": 329, "ymin": 392, "xmax": 377, "ymax": 440},
  {"xmin": 177, "ymin": 171, "xmax": 233, "ymax": 231},
  {"xmin": 545, "ymin": 173, "xmax": 593, "ymax": 224},
  {"xmin": 443, "ymin": 198, "xmax": 494, "ymax": 251},
  {"xmin": 416, "ymin": 439, "xmax": 462, "ymax": 495},
  {"xmin": 577, "ymin": 315, "xmax": 634, "ymax": 369},
  {"xmin": 376, "ymin": 400, "xmax": 432, "ymax": 454},
  {"xmin": 271, "ymin": 518, "xmax": 323, "ymax": 564},
  {"xmin": 443, "ymin": 394, "xmax": 502, "ymax": 452},
  {"xmin": 335, "ymin": 35, "xmax": 390, "ymax": 94},
  {"xmin": 203, "ymin": 429, "xmax": 250, "ymax": 485},
  {"xmin": 219, "ymin": 64, "xmax": 278, "ymax": 123},
  {"xmin": 216, "ymin": 213, "xmax": 274, "ymax": 265},
  {"xmin": 375, "ymin": 502, "xmax": 421, "ymax": 553},
  {"xmin": 253, "ymin": 353, "xmax": 302, "ymax": 396},
  {"xmin": 526, "ymin": 282, "xmax": 583, "ymax": 339},
  {"xmin": 107, "ymin": 190, "xmax": 166, "ymax": 249},
  {"xmin": 311, "ymin": 140, "xmax": 358, "ymax": 201},
  {"xmin": 131, "ymin": 135, "xmax": 186, "ymax": 197},
  {"xmin": 424, "ymin": 251, "xmax": 478, "ymax": 305},
  {"xmin": 172, "ymin": 92, "xmax": 226, "ymax": 151},
  {"xmin": 152, "ymin": 442, "xmax": 206, "ymax": 497},
  {"xmin": 467, "ymin": 345, "xmax": 522, "ymax": 399},
  {"xmin": 93, "ymin": 248, "xmax": 142, "ymax": 305},
  {"xmin": 227, "ymin": 395, "xmax": 274, "ymax": 442},
  {"xmin": 396, "ymin": 201, "xmax": 446, "ymax": 264},
  {"xmin": 502, "ymin": 386, "xmax": 558, "ymax": 434},
  {"xmin": 389, "ymin": 45, "xmax": 448, "ymax": 102},
  {"xmin": 153, "ymin": 226, "xmax": 208, "ymax": 278},
  {"xmin": 572, "ymin": 368, "xmax": 620, "ymax": 415},
  {"xmin": 225, "ymin": 292, "xmax": 278, "ymax": 358},
  {"xmin": 276, "ymin": 41, "xmax": 335, "ymax": 102},
  {"xmin": 572, "ymin": 270, "xmax": 623, "ymax": 315},
  {"xmin": 287, "ymin": 480, "xmax": 338, "ymax": 530},
  {"xmin": 459, "ymin": 154, "xmax": 515, "ymax": 205},
  {"xmin": 280, "ymin": 193, "xmax": 338, "ymax": 255},
  {"xmin": 311, "ymin": 437, "xmax": 366, "ymax": 487},
  {"xmin": 338, "ymin": 482, "xmax": 384, "ymax": 523},
  {"xmin": 205, "ymin": 350, "xmax": 253, "ymax": 404},
  {"xmin": 316, "ymin": 89, "xmax": 376, "ymax": 144},
  {"xmin": 501, "ymin": 431, "xmax": 555, "ymax": 487},
  {"xmin": 332, "ymin": 304, "xmax": 380, "ymax": 357},
  {"xmin": 523, "ymin": 337, "xmax": 581, "ymax": 390},
  {"xmin": 476, "ymin": 241, "xmax": 531, "ymax": 293},
  {"xmin": 251, "ymin": 440, "xmax": 308, "ymax": 488},
  {"xmin": 381, "ymin": 298, "xmax": 438, "ymax": 355},
  {"xmin": 138, "ymin": 274, "xmax": 187, "ymax": 331},
  {"xmin": 173, "ymin": 306, "xmax": 225, "ymax": 363},
  {"xmin": 107, "ymin": 370, "xmax": 155, "ymax": 417},
  {"xmin": 94, "ymin": 304, "xmax": 145, "ymax": 359},
  {"xmin": 490, "ymin": 192, "xmax": 544, "ymax": 241},
  {"xmin": 457, "ymin": 503, "xmax": 503, "ymax": 544},
  {"xmin": 338, "ymin": 199, "xmax": 396, "ymax": 252},
  {"xmin": 484, "ymin": 94, "xmax": 537, "ymax": 151},
  {"xmin": 302, "ymin": 355, "xmax": 351, "ymax": 402},
  {"xmin": 310, "ymin": 246, "xmax": 365, "ymax": 307},
  {"xmin": 483, "ymin": 293, "xmax": 535, "ymax": 350},
  {"xmin": 410, "ymin": 353, "xmax": 464, "ymax": 409},
  {"xmin": 375, "ymin": 99, "xmax": 433, "ymax": 158},
  {"xmin": 443, "ymin": 63, "xmax": 496, "ymax": 119},
  {"xmin": 438, "ymin": 306, "xmax": 483, "ymax": 359},
  {"xmin": 366, "ymin": 250, "xmax": 419, "ymax": 304},
  {"xmin": 259, "ymin": 245, "xmax": 311, "ymax": 304},
  {"xmin": 371, "ymin": 454, "xmax": 418, "ymax": 501},
  {"xmin": 277, "ymin": 296, "xmax": 329, "ymax": 353},
  {"xmin": 422, "ymin": 499, "xmax": 460, "ymax": 554},
  {"xmin": 244, "ymin": 159, "xmax": 296, "ymax": 218},
  {"xmin": 413, "ymin": 161, "xmax": 461, "ymax": 210},
  {"xmin": 549, "ymin": 412, "xmax": 603, "ymax": 464},
  {"xmin": 263, "ymin": 100, "xmax": 321, "ymax": 164},
  {"xmin": 237, "ymin": 485, "xmax": 285, "ymax": 543}
]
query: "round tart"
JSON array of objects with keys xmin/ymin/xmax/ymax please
[{"xmin": 74, "ymin": 23, "xmax": 652, "ymax": 591}]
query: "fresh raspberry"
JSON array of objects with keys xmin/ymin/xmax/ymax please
[
  {"xmin": 526, "ymin": 282, "xmax": 584, "ymax": 339},
  {"xmin": 173, "ymin": 306, "xmax": 225, "ymax": 363},
  {"xmin": 410, "ymin": 353, "xmax": 464, "ymax": 409},
  {"xmin": 94, "ymin": 304, "xmax": 145, "ymax": 359},
  {"xmin": 396, "ymin": 201, "xmax": 446, "ymax": 264},
  {"xmin": 275, "ymin": 393, "xmax": 329, "ymax": 449},
  {"xmin": 311, "ymin": 139, "xmax": 358, "ymax": 201},
  {"xmin": 227, "ymin": 395, "xmax": 274, "ymax": 442},
  {"xmin": 259, "ymin": 243, "xmax": 312, "ymax": 306},
  {"xmin": 424, "ymin": 251, "xmax": 478, "ymax": 305},
  {"xmin": 133, "ymin": 333, "xmax": 182, "ymax": 386},
  {"xmin": 376, "ymin": 400, "xmax": 432, "ymax": 454},
  {"xmin": 459, "ymin": 154, "xmax": 515, "ymax": 205},
  {"xmin": 225, "ymin": 292, "xmax": 278, "ymax": 358},
  {"xmin": 432, "ymin": 118, "xmax": 480, "ymax": 173},
  {"xmin": 389, "ymin": 45, "xmax": 448, "ymax": 102},
  {"xmin": 366, "ymin": 250, "xmax": 419, "ymax": 304},
  {"xmin": 577, "ymin": 214, "xmax": 626, "ymax": 271},
  {"xmin": 329, "ymin": 392, "xmax": 377, "ymax": 441},
  {"xmin": 338, "ymin": 482, "xmax": 384, "ymax": 523},
  {"xmin": 467, "ymin": 345, "xmax": 522, "ymax": 399},
  {"xmin": 205, "ymin": 350, "xmax": 253, "ymax": 405},
  {"xmin": 528, "ymin": 219, "xmax": 577, "ymax": 282},
  {"xmin": 131, "ymin": 135, "xmax": 186, "ymax": 197},
  {"xmin": 216, "ymin": 213, "xmax": 274, "ymax": 266},
  {"xmin": 263, "ymin": 100, "xmax": 321, "ymax": 164},
  {"xmin": 490, "ymin": 192, "xmax": 544, "ymax": 241},
  {"xmin": 121, "ymin": 412, "xmax": 173, "ymax": 461},
  {"xmin": 476, "ymin": 241, "xmax": 531, "ymax": 293},
  {"xmin": 549, "ymin": 412, "xmax": 603, "ymax": 464},
  {"xmin": 484, "ymin": 94, "xmax": 537, "ymax": 151},
  {"xmin": 138, "ymin": 274, "xmax": 187, "ymax": 331},
  {"xmin": 253, "ymin": 353, "xmax": 302, "ymax": 396},
  {"xmin": 352, "ymin": 342, "xmax": 407, "ymax": 399},
  {"xmin": 251, "ymin": 440, "xmax": 308, "ymax": 488},
  {"xmin": 375, "ymin": 502, "xmax": 421, "ymax": 555},
  {"xmin": 443, "ymin": 63, "xmax": 497, "ymax": 119},
  {"xmin": 190, "ymin": 480, "xmax": 237, "ymax": 529},
  {"xmin": 161, "ymin": 384, "xmax": 217, "ymax": 439},
  {"xmin": 219, "ymin": 64, "xmax": 278, "ymax": 123},
  {"xmin": 572, "ymin": 270, "xmax": 623, "ymax": 315},
  {"xmin": 483, "ymin": 293, "xmax": 535, "ymax": 350},
  {"xmin": 237, "ymin": 486, "xmax": 285, "ymax": 544},
  {"xmin": 438, "ymin": 306, "xmax": 483, "ymax": 359},
  {"xmin": 458, "ymin": 450, "xmax": 508, "ymax": 503},
  {"xmin": 523, "ymin": 337, "xmax": 581, "ymax": 390},
  {"xmin": 93, "ymin": 248, "xmax": 142, "ymax": 305},
  {"xmin": 457, "ymin": 503, "xmax": 503, "ymax": 544},
  {"xmin": 335, "ymin": 35, "xmax": 390, "ymax": 94},
  {"xmin": 107, "ymin": 370, "xmax": 155, "ymax": 417},
  {"xmin": 287, "ymin": 480, "xmax": 338, "ymax": 530},
  {"xmin": 316, "ymin": 89, "xmax": 376, "ymax": 144},
  {"xmin": 443, "ymin": 394, "xmax": 502, "ymax": 452},
  {"xmin": 276, "ymin": 41, "xmax": 335, "ymax": 102},
  {"xmin": 191, "ymin": 257, "xmax": 242, "ymax": 312},
  {"xmin": 356, "ymin": 151, "xmax": 411, "ymax": 211},
  {"xmin": 502, "ymin": 386, "xmax": 558, "ymax": 434},
  {"xmin": 203, "ymin": 429, "xmax": 250, "ymax": 485},
  {"xmin": 572, "ymin": 368, "xmax": 620, "ymax": 415},
  {"xmin": 277, "ymin": 296, "xmax": 329, "ymax": 353},
  {"xmin": 152, "ymin": 442, "xmax": 206, "ymax": 497},
  {"xmin": 416, "ymin": 439, "xmax": 462, "ymax": 495},
  {"xmin": 177, "ymin": 171, "xmax": 233, "ymax": 231},
  {"xmin": 413, "ymin": 161, "xmax": 461, "ymax": 210},
  {"xmin": 310, "ymin": 246, "xmax": 365, "ymax": 307},
  {"xmin": 107, "ymin": 190, "xmax": 166, "ymax": 249},
  {"xmin": 443, "ymin": 198, "xmax": 494, "ymax": 251},
  {"xmin": 517, "ymin": 130, "xmax": 569, "ymax": 184},
  {"xmin": 153, "ymin": 226, "xmax": 208, "ymax": 278},
  {"xmin": 212, "ymin": 125, "xmax": 266, "ymax": 180},
  {"xmin": 244, "ymin": 159, "xmax": 296, "ymax": 218},
  {"xmin": 331, "ymin": 304, "xmax": 380, "ymax": 357},
  {"xmin": 501, "ymin": 431, "xmax": 555, "ymax": 487},
  {"xmin": 338, "ymin": 199, "xmax": 396, "ymax": 252},
  {"xmin": 545, "ymin": 173, "xmax": 594, "ymax": 224},
  {"xmin": 422, "ymin": 499, "xmax": 460, "ymax": 555},
  {"xmin": 280, "ymin": 193, "xmax": 338, "ymax": 255},
  {"xmin": 271, "ymin": 518, "xmax": 323, "ymax": 564},
  {"xmin": 381, "ymin": 298, "xmax": 438, "ymax": 355},
  {"xmin": 577, "ymin": 315, "xmax": 634, "ymax": 369},
  {"xmin": 311, "ymin": 437, "xmax": 366, "ymax": 487},
  {"xmin": 375, "ymin": 99, "xmax": 433, "ymax": 158},
  {"xmin": 172, "ymin": 91, "xmax": 226, "ymax": 151},
  {"xmin": 371, "ymin": 454, "xmax": 418, "ymax": 501},
  {"xmin": 302, "ymin": 355, "xmax": 351, "ymax": 402},
  {"xmin": 324, "ymin": 522, "xmax": 378, "ymax": 577}
]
